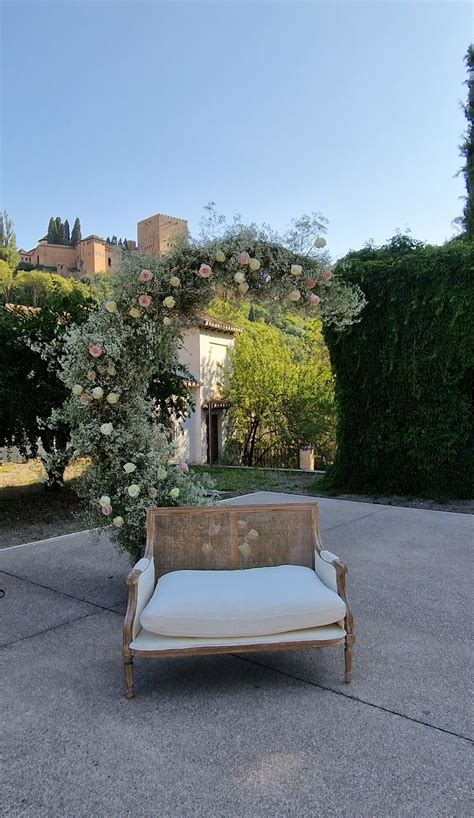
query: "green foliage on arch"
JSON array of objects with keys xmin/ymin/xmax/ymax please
[{"xmin": 323, "ymin": 237, "xmax": 474, "ymax": 499}]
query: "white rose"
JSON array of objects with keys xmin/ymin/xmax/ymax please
[
  {"xmin": 170, "ymin": 276, "xmax": 180, "ymax": 288},
  {"xmin": 288, "ymin": 289, "xmax": 301, "ymax": 302},
  {"xmin": 163, "ymin": 296, "xmax": 176, "ymax": 309},
  {"xmin": 72, "ymin": 384, "xmax": 83, "ymax": 396},
  {"xmin": 290, "ymin": 264, "xmax": 302, "ymax": 277},
  {"xmin": 169, "ymin": 487, "xmax": 180, "ymax": 499},
  {"xmin": 106, "ymin": 365, "xmax": 117, "ymax": 376},
  {"xmin": 249, "ymin": 258, "xmax": 260, "ymax": 271},
  {"xmin": 163, "ymin": 317, "xmax": 172, "ymax": 326},
  {"xmin": 123, "ymin": 462, "xmax": 136, "ymax": 474},
  {"xmin": 100, "ymin": 422, "xmax": 113, "ymax": 436},
  {"xmin": 106, "ymin": 392, "xmax": 119, "ymax": 405},
  {"xmin": 238, "ymin": 282, "xmax": 249, "ymax": 294},
  {"xmin": 112, "ymin": 516, "xmax": 124, "ymax": 528},
  {"xmin": 215, "ymin": 250, "xmax": 226, "ymax": 263},
  {"xmin": 129, "ymin": 307, "xmax": 140, "ymax": 318},
  {"xmin": 92, "ymin": 387, "xmax": 104, "ymax": 400},
  {"xmin": 105, "ymin": 300, "xmax": 117, "ymax": 313},
  {"xmin": 156, "ymin": 466, "xmax": 167, "ymax": 480},
  {"xmin": 99, "ymin": 495, "xmax": 111, "ymax": 507},
  {"xmin": 234, "ymin": 272, "xmax": 246, "ymax": 284},
  {"xmin": 127, "ymin": 484, "xmax": 140, "ymax": 498},
  {"xmin": 314, "ymin": 237, "xmax": 327, "ymax": 248}
]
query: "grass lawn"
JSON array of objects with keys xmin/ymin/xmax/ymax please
[
  {"xmin": 191, "ymin": 465, "xmax": 324, "ymax": 496},
  {"xmin": 0, "ymin": 460, "xmax": 87, "ymax": 549}
]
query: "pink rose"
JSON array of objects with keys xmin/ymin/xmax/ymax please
[
  {"xmin": 89, "ymin": 345, "xmax": 103, "ymax": 358},
  {"xmin": 305, "ymin": 278, "xmax": 316, "ymax": 290},
  {"xmin": 309, "ymin": 294, "xmax": 321, "ymax": 306},
  {"xmin": 138, "ymin": 294, "xmax": 151, "ymax": 308},
  {"xmin": 148, "ymin": 487, "xmax": 158, "ymax": 499},
  {"xmin": 198, "ymin": 264, "xmax": 212, "ymax": 278},
  {"xmin": 177, "ymin": 462, "xmax": 189, "ymax": 473},
  {"xmin": 320, "ymin": 270, "xmax": 333, "ymax": 282},
  {"xmin": 86, "ymin": 371, "xmax": 97, "ymax": 382},
  {"xmin": 80, "ymin": 393, "xmax": 91, "ymax": 405},
  {"xmin": 139, "ymin": 269, "xmax": 152, "ymax": 282},
  {"xmin": 101, "ymin": 505, "xmax": 112, "ymax": 516},
  {"xmin": 238, "ymin": 252, "xmax": 251, "ymax": 266}
]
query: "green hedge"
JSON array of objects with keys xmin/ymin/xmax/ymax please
[{"xmin": 323, "ymin": 237, "xmax": 474, "ymax": 499}]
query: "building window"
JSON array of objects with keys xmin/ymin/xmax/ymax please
[{"xmin": 108, "ymin": 257, "xmax": 111, "ymax": 267}]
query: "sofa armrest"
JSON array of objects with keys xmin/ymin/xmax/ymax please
[
  {"xmin": 315, "ymin": 550, "xmax": 354, "ymax": 639},
  {"xmin": 123, "ymin": 557, "xmax": 156, "ymax": 649},
  {"xmin": 315, "ymin": 550, "xmax": 340, "ymax": 594}
]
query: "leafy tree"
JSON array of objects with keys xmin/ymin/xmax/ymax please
[
  {"xmin": 70, "ymin": 217, "xmax": 82, "ymax": 245},
  {"xmin": 208, "ymin": 299, "xmax": 336, "ymax": 466},
  {"xmin": 460, "ymin": 45, "xmax": 474, "ymax": 238},
  {"xmin": 0, "ymin": 286, "xmax": 96, "ymax": 488},
  {"xmin": 64, "ymin": 218, "xmax": 70, "ymax": 245},
  {"xmin": 0, "ymin": 260, "xmax": 13, "ymax": 302},
  {"xmin": 0, "ymin": 211, "xmax": 19, "ymax": 270},
  {"xmin": 11, "ymin": 270, "xmax": 89, "ymax": 308},
  {"xmin": 80, "ymin": 271, "xmax": 114, "ymax": 301}
]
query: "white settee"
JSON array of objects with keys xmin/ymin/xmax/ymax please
[{"xmin": 123, "ymin": 503, "xmax": 354, "ymax": 698}]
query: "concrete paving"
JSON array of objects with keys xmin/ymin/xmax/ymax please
[{"xmin": 1, "ymin": 492, "xmax": 472, "ymax": 817}]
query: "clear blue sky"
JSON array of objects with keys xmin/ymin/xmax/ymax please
[{"xmin": 1, "ymin": 1, "xmax": 471, "ymax": 259}]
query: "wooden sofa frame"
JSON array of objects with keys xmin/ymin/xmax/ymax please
[{"xmin": 123, "ymin": 503, "xmax": 354, "ymax": 698}]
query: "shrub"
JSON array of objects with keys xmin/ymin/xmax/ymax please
[{"xmin": 323, "ymin": 237, "xmax": 474, "ymax": 498}]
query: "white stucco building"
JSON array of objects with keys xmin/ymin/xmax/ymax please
[{"xmin": 174, "ymin": 315, "xmax": 240, "ymax": 464}]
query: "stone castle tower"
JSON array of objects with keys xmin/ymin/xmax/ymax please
[{"xmin": 137, "ymin": 213, "xmax": 188, "ymax": 259}]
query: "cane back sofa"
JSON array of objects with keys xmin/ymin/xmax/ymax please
[{"xmin": 123, "ymin": 502, "xmax": 354, "ymax": 698}]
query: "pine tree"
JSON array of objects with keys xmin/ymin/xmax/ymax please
[
  {"xmin": 106, "ymin": 236, "xmax": 111, "ymax": 244},
  {"xmin": 64, "ymin": 219, "xmax": 70, "ymax": 245},
  {"xmin": 70, "ymin": 218, "xmax": 82, "ymax": 246},
  {"xmin": 460, "ymin": 45, "xmax": 474, "ymax": 238},
  {"xmin": 111, "ymin": 235, "xmax": 117, "ymax": 246},
  {"xmin": 248, "ymin": 305, "xmax": 256, "ymax": 322}
]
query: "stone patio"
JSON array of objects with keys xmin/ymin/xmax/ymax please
[{"xmin": 1, "ymin": 492, "xmax": 472, "ymax": 817}]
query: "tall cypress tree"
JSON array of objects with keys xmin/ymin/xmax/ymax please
[
  {"xmin": 70, "ymin": 218, "xmax": 82, "ymax": 246},
  {"xmin": 460, "ymin": 45, "xmax": 474, "ymax": 238},
  {"xmin": 47, "ymin": 217, "xmax": 56, "ymax": 244},
  {"xmin": 63, "ymin": 219, "xmax": 70, "ymax": 245},
  {"xmin": 53, "ymin": 217, "xmax": 63, "ymax": 245}
]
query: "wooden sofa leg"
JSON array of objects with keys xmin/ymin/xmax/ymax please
[
  {"xmin": 344, "ymin": 639, "xmax": 353, "ymax": 684},
  {"xmin": 124, "ymin": 654, "xmax": 135, "ymax": 699}
]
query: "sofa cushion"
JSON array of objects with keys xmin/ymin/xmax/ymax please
[{"xmin": 140, "ymin": 565, "xmax": 346, "ymax": 638}]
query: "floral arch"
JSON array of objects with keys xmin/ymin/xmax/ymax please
[{"xmin": 60, "ymin": 231, "xmax": 365, "ymax": 558}]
